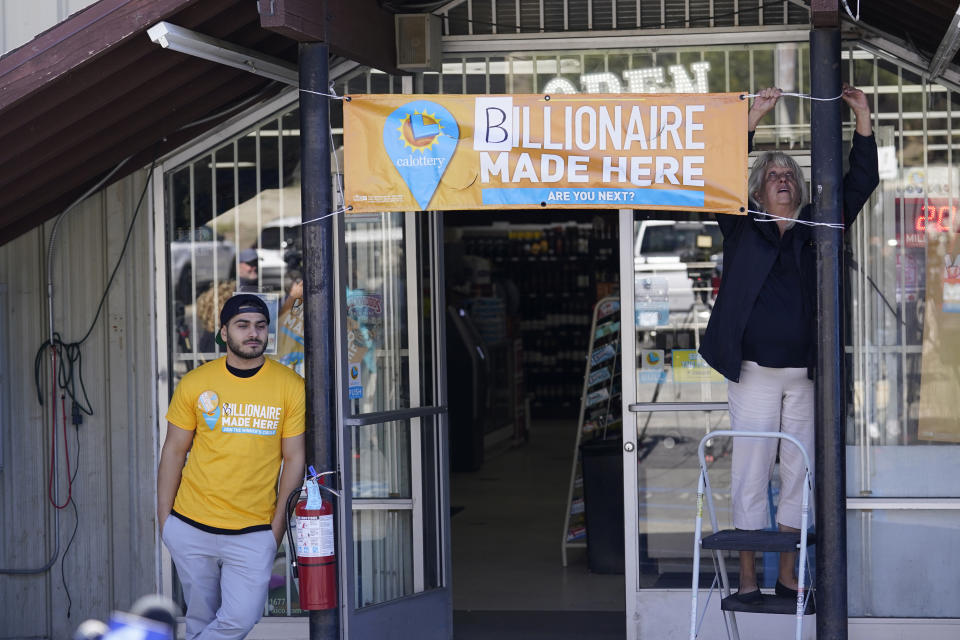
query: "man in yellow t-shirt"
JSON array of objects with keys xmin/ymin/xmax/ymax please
[{"xmin": 157, "ymin": 294, "xmax": 305, "ymax": 639}]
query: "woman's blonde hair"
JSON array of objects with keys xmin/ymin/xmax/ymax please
[
  {"xmin": 196, "ymin": 280, "xmax": 238, "ymax": 333},
  {"xmin": 748, "ymin": 151, "xmax": 807, "ymax": 224}
]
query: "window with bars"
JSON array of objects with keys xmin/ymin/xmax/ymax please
[
  {"xmin": 439, "ymin": 0, "xmax": 809, "ymax": 35},
  {"xmin": 166, "ymin": 108, "xmax": 302, "ymax": 378}
]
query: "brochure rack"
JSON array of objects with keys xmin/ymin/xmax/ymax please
[{"xmin": 561, "ymin": 296, "xmax": 622, "ymax": 566}]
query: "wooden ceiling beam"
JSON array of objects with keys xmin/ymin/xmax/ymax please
[
  {"xmin": 811, "ymin": 0, "xmax": 841, "ymax": 29},
  {"xmin": 0, "ymin": 56, "xmax": 226, "ymax": 185},
  {"xmin": 0, "ymin": 83, "xmax": 285, "ymax": 245},
  {"xmin": 0, "ymin": 0, "xmax": 208, "ymax": 113},
  {"xmin": 257, "ymin": 0, "xmax": 401, "ymax": 73},
  {"xmin": 0, "ymin": 26, "xmax": 294, "ymax": 163},
  {"xmin": 0, "ymin": 1, "xmax": 266, "ymax": 144},
  {"xmin": 0, "ymin": 71, "xmax": 268, "ymax": 212}
]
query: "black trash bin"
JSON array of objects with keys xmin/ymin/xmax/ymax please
[{"xmin": 579, "ymin": 437, "xmax": 625, "ymax": 574}]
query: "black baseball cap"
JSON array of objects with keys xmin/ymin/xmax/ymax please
[
  {"xmin": 215, "ymin": 294, "xmax": 270, "ymax": 347},
  {"xmin": 238, "ymin": 248, "xmax": 258, "ymax": 265}
]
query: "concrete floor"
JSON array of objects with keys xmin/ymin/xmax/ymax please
[{"xmin": 450, "ymin": 420, "xmax": 625, "ymax": 638}]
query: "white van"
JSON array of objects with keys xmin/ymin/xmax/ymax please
[
  {"xmin": 633, "ymin": 219, "xmax": 721, "ymax": 327},
  {"xmin": 170, "ymin": 224, "xmax": 236, "ymax": 299},
  {"xmin": 256, "ymin": 216, "xmax": 303, "ymax": 290}
]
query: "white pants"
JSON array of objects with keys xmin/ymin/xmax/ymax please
[
  {"xmin": 727, "ymin": 361, "xmax": 815, "ymax": 531},
  {"xmin": 162, "ymin": 516, "xmax": 277, "ymax": 640}
]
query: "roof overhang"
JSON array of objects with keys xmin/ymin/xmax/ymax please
[
  {"xmin": 0, "ymin": 0, "xmax": 397, "ymax": 245},
  {"xmin": 0, "ymin": 0, "xmax": 299, "ymax": 244}
]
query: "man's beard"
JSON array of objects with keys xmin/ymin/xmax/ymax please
[{"xmin": 226, "ymin": 333, "xmax": 266, "ymax": 359}]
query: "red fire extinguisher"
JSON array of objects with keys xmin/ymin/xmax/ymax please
[{"xmin": 287, "ymin": 469, "xmax": 337, "ymax": 610}]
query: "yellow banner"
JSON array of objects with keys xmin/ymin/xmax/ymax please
[{"xmin": 344, "ymin": 93, "xmax": 748, "ymax": 213}]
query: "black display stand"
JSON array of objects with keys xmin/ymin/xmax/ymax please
[{"xmin": 561, "ymin": 296, "xmax": 622, "ymax": 566}]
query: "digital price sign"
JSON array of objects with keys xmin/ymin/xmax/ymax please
[
  {"xmin": 913, "ymin": 203, "xmax": 954, "ymax": 233},
  {"xmin": 898, "ymin": 198, "xmax": 957, "ymax": 247}
]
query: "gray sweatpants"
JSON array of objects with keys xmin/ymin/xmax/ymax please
[{"xmin": 162, "ymin": 515, "xmax": 277, "ymax": 640}]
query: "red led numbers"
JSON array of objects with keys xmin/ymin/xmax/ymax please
[{"xmin": 915, "ymin": 205, "xmax": 954, "ymax": 233}]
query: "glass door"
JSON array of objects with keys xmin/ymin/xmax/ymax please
[
  {"xmin": 619, "ymin": 209, "xmax": 734, "ymax": 640},
  {"xmin": 335, "ymin": 210, "xmax": 451, "ymax": 637}
]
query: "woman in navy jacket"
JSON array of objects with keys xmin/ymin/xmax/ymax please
[{"xmin": 698, "ymin": 85, "xmax": 879, "ymax": 604}]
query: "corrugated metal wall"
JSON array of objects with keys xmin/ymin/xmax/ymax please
[{"xmin": 0, "ymin": 169, "xmax": 159, "ymax": 639}]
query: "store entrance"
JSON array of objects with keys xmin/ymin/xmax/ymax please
[{"xmin": 442, "ymin": 211, "xmax": 626, "ymax": 638}]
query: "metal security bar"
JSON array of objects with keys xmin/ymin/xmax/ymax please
[{"xmin": 439, "ymin": 0, "xmax": 809, "ymax": 35}]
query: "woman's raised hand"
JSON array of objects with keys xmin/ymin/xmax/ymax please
[
  {"xmin": 748, "ymin": 87, "xmax": 782, "ymax": 132},
  {"xmin": 841, "ymin": 82, "xmax": 873, "ymax": 136}
]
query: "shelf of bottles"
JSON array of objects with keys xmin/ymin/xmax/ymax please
[
  {"xmin": 561, "ymin": 297, "xmax": 623, "ymax": 564},
  {"xmin": 458, "ymin": 219, "xmax": 618, "ymax": 417}
]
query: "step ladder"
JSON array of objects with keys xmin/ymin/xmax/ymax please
[{"xmin": 690, "ymin": 430, "xmax": 815, "ymax": 640}]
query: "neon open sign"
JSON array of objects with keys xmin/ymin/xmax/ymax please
[{"xmin": 543, "ymin": 62, "xmax": 711, "ymax": 95}]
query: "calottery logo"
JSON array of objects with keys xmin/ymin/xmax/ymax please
[
  {"xmin": 219, "ymin": 402, "xmax": 282, "ymax": 436},
  {"xmin": 197, "ymin": 390, "xmax": 220, "ymax": 430},
  {"xmin": 382, "ymin": 100, "xmax": 459, "ymax": 210}
]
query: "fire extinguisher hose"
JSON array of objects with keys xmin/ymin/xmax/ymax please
[{"xmin": 285, "ymin": 486, "xmax": 303, "ymax": 578}]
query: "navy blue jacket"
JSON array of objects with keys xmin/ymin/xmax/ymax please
[{"xmin": 699, "ymin": 132, "xmax": 880, "ymax": 383}]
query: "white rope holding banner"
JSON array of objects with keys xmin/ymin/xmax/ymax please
[
  {"xmin": 300, "ymin": 128, "xmax": 350, "ymax": 225},
  {"xmin": 741, "ymin": 91, "xmax": 844, "ymax": 102},
  {"xmin": 299, "ymin": 81, "xmax": 352, "ymax": 226},
  {"xmin": 300, "ymin": 89, "xmax": 345, "ymax": 99},
  {"xmin": 749, "ymin": 209, "xmax": 846, "ymax": 229},
  {"xmin": 740, "ymin": 95, "xmax": 849, "ymax": 227},
  {"xmin": 841, "ymin": 0, "xmax": 860, "ymax": 22},
  {"xmin": 302, "ymin": 206, "xmax": 353, "ymax": 226},
  {"xmin": 300, "ymin": 82, "xmax": 351, "ymax": 101},
  {"xmin": 300, "ymin": 88, "xmax": 350, "ymax": 100}
]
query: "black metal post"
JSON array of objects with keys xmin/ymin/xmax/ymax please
[
  {"xmin": 810, "ymin": 28, "xmax": 847, "ymax": 639},
  {"xmin": 300, "ymin": 42, "xmax": 339, "ymax": 640}
]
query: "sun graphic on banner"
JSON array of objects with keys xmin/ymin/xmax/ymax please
[{"xmin": 397, "ymin": 110, "xmax": 444, "ymax": 153}]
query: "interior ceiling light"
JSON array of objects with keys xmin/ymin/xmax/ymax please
[
  {"xmin": 929, "ymin": 5, "xmax": 960, "ymax": 81},
  {"xmin": 147, "ymin": 21, "xmax": 298, "ymax": 86}
]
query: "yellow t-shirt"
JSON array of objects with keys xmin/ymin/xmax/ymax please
[{"xmin": 165, "ymin": 357, "xmax": 306, "ymax": 530}]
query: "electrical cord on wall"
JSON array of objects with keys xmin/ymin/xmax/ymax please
[
  {"xmin": 0, "ymin": 158, "xmax": 126, "ymax": 577},
  {"xmin": 33, "ymin": 154, "xmax": 156, "ymax": 407},
  {"xmin": 3, "ymin": 157, "xmax": 154, "ymax": 619},
  {"xmin": 12, "ymin": 157, "xmax": 156, "ymax": 617},
  {"xmin": 61, "ymin": 412, "xmax": 81, "ymax": 618},
  {"xmin": 49, "ymin": 394, "xmax": 73, "ymax": 509}
]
